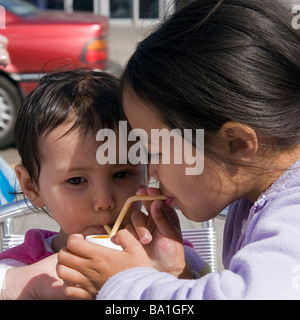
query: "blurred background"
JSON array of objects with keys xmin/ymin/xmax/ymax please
[{"xmin": 0, "ymin": 0, "xmax": 298, "ymax": 272}]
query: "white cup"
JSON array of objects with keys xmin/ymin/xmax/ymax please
[{"xmin": 85, "ymin": 235, "xmax": 122, "ymax": 250}]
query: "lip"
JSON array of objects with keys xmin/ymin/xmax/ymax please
[
  {"xmin": 165, "ymin": 196, "xmax": 175, "ymax": 207},
  {"xmin": 92, "ymin": 225, "xmax": 110, "ymax": 235}
]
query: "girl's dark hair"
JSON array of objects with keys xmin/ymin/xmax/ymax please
[
  {"xmin": 15, "ymin": 68, "xmax": 121, "ymax": 183},
  {"xmin": 121, "ymin": 0, "xmax": 300, "ymax": 162}
]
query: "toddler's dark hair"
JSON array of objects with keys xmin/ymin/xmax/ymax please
[{"xmin": 15, "ymin": 68, "xmax": 121, "ymax": 184}]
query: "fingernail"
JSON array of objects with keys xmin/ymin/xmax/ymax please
[{"xmin": 140, "ymin": 233, "xmax": 151, "ymax": 244}]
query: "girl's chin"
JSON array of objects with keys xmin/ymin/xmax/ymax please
[{"xmin": 173, "ymin": 203, "xmax": 202, "ymax": 222}]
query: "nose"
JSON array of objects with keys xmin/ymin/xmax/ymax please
[{"xmin": 92, "ymin": 187, "xmax": 115, "ymax": 213}]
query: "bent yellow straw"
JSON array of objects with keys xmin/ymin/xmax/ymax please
[
  {"xmin": 104, "ymin": 224, "xmax": 112, "ymax": 235},
  {"xmin": 109, "ymin": 194, "xmax": 167, "ymax": 237}
]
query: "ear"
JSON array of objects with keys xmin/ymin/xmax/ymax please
[
  {"xmin": 15, "ymin": 164, "xmax": 45, "ymax": 208},
  {"xmin": 216, "ymin": 121, "xmax": 258, "ymax": 162}
]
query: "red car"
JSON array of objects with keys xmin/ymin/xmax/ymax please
[{"xmin": 0, "ymin": 0, "xmax": 110, "ymax": 148}]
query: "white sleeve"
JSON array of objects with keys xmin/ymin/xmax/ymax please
[{"xmin": 0, "ymin": 259, "xmax": 27, "ymax": 296}]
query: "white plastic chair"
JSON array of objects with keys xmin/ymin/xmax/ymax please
[
  {"xmin": 0, "ymin": 199, "xmax": 34, "ymax": 251},
  {"xmin": 182, "ymin": 220, "xmax": 217, "ymax": 272}
]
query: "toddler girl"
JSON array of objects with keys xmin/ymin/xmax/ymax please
[{"xmin": 0, "ymin": 69, "xmax": 146, "ymax": 299}]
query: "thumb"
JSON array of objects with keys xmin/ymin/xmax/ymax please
[
  {"xmin": 68, "ymin": 233, "xmax": 84, "ymax": 242},
  {"xmin": 112, "ymin": 229, "xmax": 144, "ymax": 253}
]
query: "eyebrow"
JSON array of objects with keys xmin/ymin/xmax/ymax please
[
  {"xmin": 57, "ymin": 167, "xmax": 92, "ymax": 174},
  {"xmin": 57, "ymin": 163, "xmax": 138, "ymax": 174}
]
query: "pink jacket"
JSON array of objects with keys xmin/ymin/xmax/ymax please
[{"xmin": 0, "ymin": 229, "xmax": 57, "ymax": 264}]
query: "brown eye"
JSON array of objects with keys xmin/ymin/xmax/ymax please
[
  {"xmin": 113, "ymin": 171, "xmax": 131, "ymax": 179},
  {"xmin": 67, "ymin": 177, "xmax": 86, "ymax": 184}
]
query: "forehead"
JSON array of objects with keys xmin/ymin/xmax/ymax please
[
  {"xmin": 123, "ymin": 87, "xmax": 165, "ymax": 132},
  {"xmin": 39, "ymin": 123, "xmax": 96, "ymax": 161},
  {"xmin": 38, "ymin": 121, "xmax": 145, "ymax": 166}
]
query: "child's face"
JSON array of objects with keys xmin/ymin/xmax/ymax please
[
  {"xmin": 35, "ymin": 123, "xmax": 146, "ymax": 239},
  {"xmin": 123, "ymin": 90, "xmax": 242, "ymax": 222}
]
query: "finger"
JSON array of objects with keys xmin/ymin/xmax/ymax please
[
  {"xmin": 131, "ymin": 210, "xmax": 152, "ymax": 244},
  {"xmin": 56, "ymin": 261, "xmax": 89, "ymax": 285},
  {"xmin": 57, "ymin": 261, "xmax": 100, "ymax": 299},
  {"xmin": 147, "ymin": 187, "xmax": 162, "ymax": 196},
  {"xmin": 69, "ymin": 233, "xmax": 84, "ymax": 240},
  {"xmin": 150, "ymin": 200, "xmax": 181, "ymax": 240},
  {"xmin": 63, "ymin": 282, "xmax": 95, "ymax": 300},
  {"xmin": 66, "ymin": 234, "xmax": 97, "ymax": 259},
  {"xmin": 136, "ymin": 186, "xmax": 148, "ymax": 196},
  {"xmin": 57, "ymin": 246, "xmax": 100, "ymax": 286},
  {"xmin": 140, "ymin": 187, "xmax": 162, "ymax": 215},
  {"xmin": 113, "ymin": 229, "xmax": 144, "ymax": 253},
  {"xmin": 125, "ymin": 223, "xmax": 139, "ymax": 240},
  {"xmin": 162, "ymin": 202, "xmax": 181, "ymax": 233}
]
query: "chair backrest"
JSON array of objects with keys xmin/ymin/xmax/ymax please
[
  {"xmin": 182, "ymin": 219, "xmax": 217, "ymax": 273},
  {"xmin": 0, "ymin": 199, "xmax": 218, "ymax": 272},
  {"xmin": 0, "ymin": 199, "xmax": 34, "ymax": 251}
]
